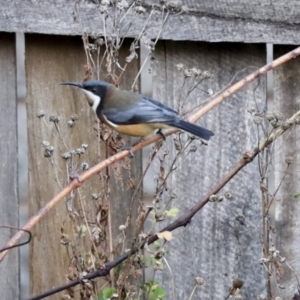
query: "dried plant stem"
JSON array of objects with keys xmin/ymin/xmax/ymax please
[
  {"xmin": 107, "ymin": 198, "xmax": 115, "ymax": 286},
  {"xmin": 26, "ymin": 109, "xmax": 300, "ymax": 300},
  {"xmin": 1, "ymin": 46, "xmax": 300, "ymax": 263},
  {"xmin": 187, "ymin": 284, "xmax": 198, "ymax": 300}
]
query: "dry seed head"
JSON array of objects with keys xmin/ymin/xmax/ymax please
[
  {"xmin": 259, "ymin": 257, "xmax": 269, "ymax": 264},
  {"xmin": 202, "ymin": 71, "xmax": 211, "ymax": 78},
  {"xmin": 266, "ymin": 111, "xmax": 275, "ymax": 121},
  {"xmin": 125, "ymin": 51, "xmax": 138, "ymax": 63},
  {"xmin": 280, "ymin": 256, "xmax": 286, "ymax": 263},
  {"xmin": 76, "ymin": 148, "xmax": 85, "ymax": 155},
  {"xmin": 233, "ymin": 279, "xmax": 244, "ymax": 289},
  {"xmin": 209, "ymin": 194, "xmax": 218, "ymax": 202},
  {"xmin": 270, "ymin": 119, "xmax": 280, "ymax": 128},
  {"xmin": 119, "ymin": 225, "xmax": 126, "ymax": 231},
  {"xmin": 184, "ymin": 69, "xmax": 193, "ymax": 77},
  {"xmin": 42, "ymin": 141, "xmax": 50, "ymax": 147},
  {"xmin": 285, "ymin": 156, "xmax": 294, "ymax": 164},
  {"xmin": 44, "ymin": 145, "xmax": 54, "ymax": 157},
  {"xmin": 207, "ymin": 88, "xmax": 213, "ymax": 96},
  {"xmin": 154, "ymin": 250, "xmax": 165, "ymax": 259},
  {"xmin": 269, "ymin": 246, "xmax": 276, "ymax": 253},
  {"xmin": 62, "ymin": 151, "xmax": 72, "ymax": 159},
  {"xmin": 190, "ymin": 67, "xmax": 201, "ymax": 77},
  {"xmin": 253, "ymin": 116, "xmax": 263, "ymax": 124},
  {"xmin": 155, "ymin": 210, "xmax": 165, "ymax": 222},
  {"xmin": 217, "ymin": 196, "xmax": 224, "ymax": 202},
  {"xmin": 247, "ymin": 107, "xmax": 255, "ymax": 114},
  {"xmin": 96, "ymin": 38, "xmax": 105, "ymax": 46},
  {"xmin": 195, "ymin": 277, "xmax": 204, "ymax": 285},
  {"xmin": 91, "ymin": 193, "xmax": 100, "ymax": 200},
  {"xmin": 49, "ymin": 115, "xmax": 60, "ymax": 123},
  {"xmin": 181, "ymin": 5, "xmax": 189, "ymax": 13},
  {"xmin": 225, "ymin": 192, "xmax": 232, "ymax": 199},
  {"xmin": 117, "ymin": 0, "xmax": 129, "ymax": 9},
  {"xmin": 99, "ymin": 4, "xmax": 108, "ymax": 13},
  {"xmin": 135, "ymin": 5, "xmax": 146, "ymax": 13},
  {"xmin": 67, "ymin": 120, "xmax": 75, "ymax": 127},
  {"xmin": 81, "ymin": 162, "xmax": 89, "ymax": 170},
  {"xmin": 176, "ymin": 63, "xmax": 184, "ymax": 71},
  {"xmin": 37, "ymin": 109, "xmax": 45, "ymax": 118},
  {"xmin": 70, "ymin": 114, "xmax": 78, "ymax": 121},
  {"xmin": 167, "ymin": 0, "xmax": 180, "ymax": 9}
]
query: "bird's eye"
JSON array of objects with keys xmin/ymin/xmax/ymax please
[{"xmin": 92, "ymin": 88, "xmax": 96, "ymax": 92}]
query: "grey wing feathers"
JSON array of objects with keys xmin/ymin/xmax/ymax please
[
  {"xmin": 144, "ymin": 96, "xmax": 178, "ymax": 115},
  {"xmin": 103, "ymin": 97, "xmax": 177, "ymax": 125}
]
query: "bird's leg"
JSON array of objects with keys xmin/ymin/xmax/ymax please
[
  {"xmin": 122, "ymin": 137, "xmax": 143, "ymax": 158},
  {"xmin": 156, "ymin": 129, "xmax": 166, "ymax": 140}
]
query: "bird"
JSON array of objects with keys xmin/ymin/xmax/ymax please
[{"xmin": 61, "ymin": 80, "xmax": 214, "ymax": 146}]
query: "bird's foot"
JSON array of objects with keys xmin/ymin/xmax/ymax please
[
  {"xmin": 122, "ymin": 145, "xmax": 134, "ymax": 158},
  {"xmin": 122, "ymin": 137, "xmax": 143, "ymax": 158},
  {"xmin": 156, "ymin": 129, "xmax": 166, "ymax": 140}
]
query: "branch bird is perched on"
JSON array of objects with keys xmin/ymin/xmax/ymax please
[{"xmin": 62, "ymin": 80, "xmax": 214, "ymax": 151}]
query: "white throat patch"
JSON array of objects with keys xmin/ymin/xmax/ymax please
[{"xmin": 82, "ymin": 90, "xmax": 101, "ymax": 112}]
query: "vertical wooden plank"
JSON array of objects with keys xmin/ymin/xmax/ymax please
[
  {"xmin": 26, "ymin": 34, "xmax": 141, "ymax": 298},
  {"xmin": 152, "ymin": 42, "xmax": 267, "ymax": 299},
  {"xmin": 0, "ymin": 33, "xmax": 19, "ymax": 299},
  {"xmin": 26, "ymin": 34, "xmax": 98, "ymax": 298},
  {"xmin": 273, "ymin": 45, "xmax": 300, "ymax": 298}
]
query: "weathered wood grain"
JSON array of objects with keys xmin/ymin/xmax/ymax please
[
  {"xmin": 152, "ymin": 42, "xmax": 267, "ymax": 299},
  {"xmin": 1, "ymin": 0, "xmax": 300, "ymax": 44},
  {"xmin": 273, "ymin": 45, "xmax": 300, "ymax": 298},
  {"xmin": 0, "ymin": 33, "xmax": 19, "ymax": 299},
  {"xmin": 26, "ymin": 34, "xmax": 141, "ymax": 298}
]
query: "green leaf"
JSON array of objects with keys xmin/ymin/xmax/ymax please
[
  {"xmin": 76, "ymin": 225, "xmax": 87, "ymax": 237},
  {"xmin": 150, "ymin": 286, "xmax": 166, "ymax": 300},
  {"xmin": 98, "ymin": 287, "xmax": 115, "ymax": 300},
  {"xmin": 165, "ymin": 207, "xmax": 179, "ymax": 218},
  {"xmin": 153, "ymin": 241, "xmax": 161, "ymax": 249},
  {"xmin": 294, "ymin": 193, "xmax": 300, "ymax": 199}
]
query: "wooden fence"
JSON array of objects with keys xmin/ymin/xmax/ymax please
[{"xmin": 0, "ymin": 1, "xmax": 300, "ymax": 299}]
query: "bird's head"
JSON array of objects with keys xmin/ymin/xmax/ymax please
[{"xmin": 61, "ymin": 80, "xmax": 109, "ymax": 112}]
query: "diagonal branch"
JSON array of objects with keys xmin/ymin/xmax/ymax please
[
  {"xmin": 1, "ymin": 46, "xmax": 300, "ymax": 262},
  {"xmin": 29, "ymin": 109, "xmax": 300, "ymax": 300}
]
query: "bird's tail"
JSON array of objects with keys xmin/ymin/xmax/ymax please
[{"xmin": 171, "ymin": 119, "xmax": 214, "ymax": 141}]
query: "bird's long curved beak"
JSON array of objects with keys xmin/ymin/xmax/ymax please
[{"xmin": 60, "ymin": 82, "xmax": 83, "ymax": 89}]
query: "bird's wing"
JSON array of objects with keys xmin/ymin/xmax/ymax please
[
  {"xmin": 102, "ymin": 96, "xmax": 177, "ymax": 125},
  {"xmin": 143, "ymin": 96, "xmax": 178, "ymax": 115}
]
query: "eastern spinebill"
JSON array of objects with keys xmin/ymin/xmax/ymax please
[{"xmin": 61, "ymin": 80, "xmax": 214, "ymax": 144}]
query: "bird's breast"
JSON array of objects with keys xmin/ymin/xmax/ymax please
[{"xmin": 101, "ymin": 115, "xmax": 170, "ymax": 137}]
